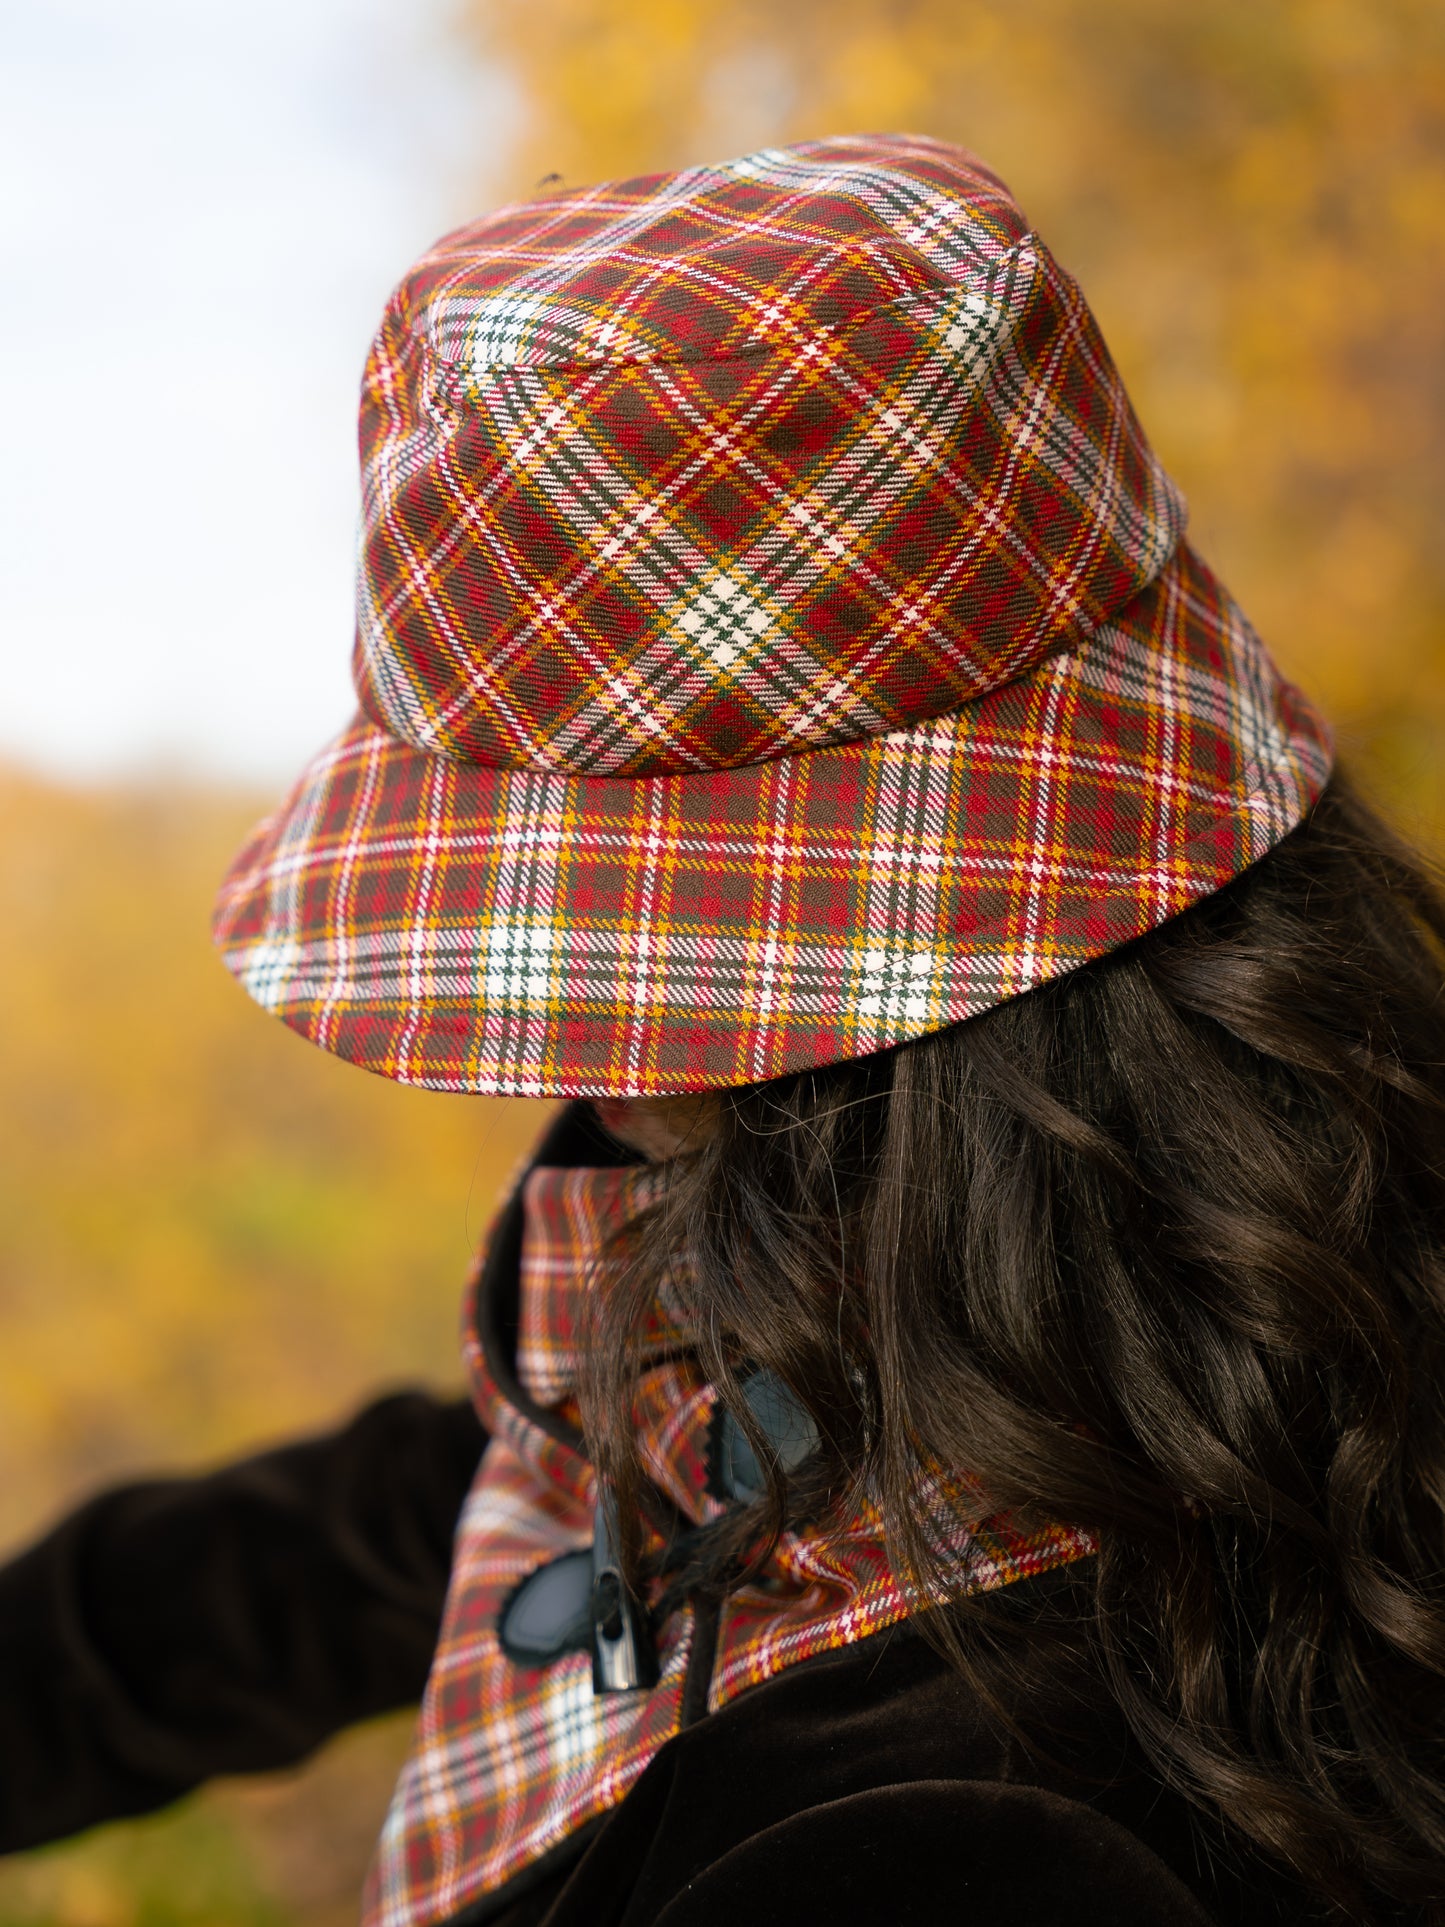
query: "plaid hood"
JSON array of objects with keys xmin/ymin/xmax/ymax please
[
  {"xmin": 363, "ymin": 1139, "xmax": 1095, "ymax": 1925},
  {"xmin": 213, "ymin": 133, "xmax": 1331, "ymax": 1096}
]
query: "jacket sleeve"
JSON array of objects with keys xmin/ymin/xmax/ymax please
[{"xmin": 0, "ymin": 1389, "xmax": 485, "ymax": 1855}]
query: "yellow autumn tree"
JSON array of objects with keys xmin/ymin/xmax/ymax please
[
  {"xmin": 468, "ymin": 0, "xmax": 1445, "ymax": 835},
  {"xmin": 1, "ymin": 6, "xmax": 1441, "ymax": 1920},
  {"xmin": 0, "ymin": 770, "xmax": 549, "ymax": 1922}
]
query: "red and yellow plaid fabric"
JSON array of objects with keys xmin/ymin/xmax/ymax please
[
  {"xmin": 350, "ymin": 135, "xmax": 1182, "ymax": 778},
  {"xmin": 362, "ymin": 1163, "xmax": 1095, "ymax": 1926},
  {"xmin": 213, "ymin": 134, "xmax": 1332, "ymax": 1097}
]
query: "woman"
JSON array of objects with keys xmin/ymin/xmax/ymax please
[{"xmin": 2, "ymin": 134, "xmax": 1441, "ymax": 1923}]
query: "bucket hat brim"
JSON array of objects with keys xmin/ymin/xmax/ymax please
[{"xmin": 212, "ymin": 542, "xmax": 1330, "ymax": 1098}]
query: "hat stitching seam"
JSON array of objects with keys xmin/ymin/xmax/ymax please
[{"xmin": 418, "ymin": 241, "xmax": 1040, "ymax": 390}]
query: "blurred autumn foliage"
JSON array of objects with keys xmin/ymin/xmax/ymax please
[
  {"xmin": 1, "ymin": 2, "xmax": 1441, "ymax": 1921},
  {"xmin": 475, "ymin": 0, "xmax": 1445, "ymax": 838},
  {"xmin": 0, "ymin": 769, "xmax": 550, "ymax": 1924},
  {"xmin": 0, "ymin": 772, "xmax": 549, "ymax": 1549}
]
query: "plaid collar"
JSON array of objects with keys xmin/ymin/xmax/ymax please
[{"xmin": 363, "ymin": 1149, "xmax": 1097, "ymax": 1926}]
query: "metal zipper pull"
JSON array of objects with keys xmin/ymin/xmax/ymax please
[{"xmin": 590, "ymin": 1485, "xmax": 658, "ymax": 1694}]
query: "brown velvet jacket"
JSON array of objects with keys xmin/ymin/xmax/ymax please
[{"xmin": 0, "ymin": 1108, "xmax": 1344, "ymax": 1925}]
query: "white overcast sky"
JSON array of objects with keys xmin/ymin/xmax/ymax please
[{"xmin": 1, "ymin": 0, "xmax": 517, "ymax": 783}]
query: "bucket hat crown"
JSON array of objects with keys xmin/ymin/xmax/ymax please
[
  {"xmin": 214, "ymin": 133, "xmax": 1331, "ymax": 1097},
  {"xmin": 355, "ymin": 138, "xmax": 1181, "ymax": 778}
]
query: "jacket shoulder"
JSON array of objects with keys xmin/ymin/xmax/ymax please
[
  {"xmin": 521, "ymin": 1602, "xmax": 1316, "ymax": 1927},
  {"xmin": 649, "ymin": 1777, "xmax": 1220, "ymax": 1927}
]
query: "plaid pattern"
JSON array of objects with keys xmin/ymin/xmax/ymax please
[
  {"xmin": 213, "ymin": 132, "xmax": 1333, "ymax": 1097},
  {"xmin": 515, "ymin": 1162, "xmax": 682, "ymax": 1408},
  {"xmin": 363, "ymin": 1162, "xmax": 1096, "ymax": 1926},
  {"xmin": 352, "ymin": 134, "xmax": 1184, "ymax": 779},
  {"xmin": 214, "ymin": 541, "xmax": 1331, "ymax": 1098}
]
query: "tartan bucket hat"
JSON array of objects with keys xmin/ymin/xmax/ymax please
[{"xmin": 213, "ymin": 132, "xmax": 1333, "ymax": 1098}]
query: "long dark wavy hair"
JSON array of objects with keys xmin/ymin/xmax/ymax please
[{"xmin": 580, "ymin": 772, "xmax": 1445, "ymax": 1920}]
